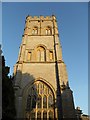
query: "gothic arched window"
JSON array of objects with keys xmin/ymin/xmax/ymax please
[
  {"xmin": 26, "ymin": 81, "xmax": 55, "ymax": 119},
  {"xmin": 46, "ymin": 26, "xmax": 52, "ymax": 35},
  {"xmin": 32, "ymin": 27, "xmax": 38, "ymax": 35},
  {"xmin": 37, "ymin": 46, "xmax": 46, "ymax": 62}
]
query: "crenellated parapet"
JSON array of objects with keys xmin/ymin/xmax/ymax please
[
  {"xmin": 24, "ymin": 15, "xmax": 58, "ymax": 36},
  {"xmin": 25, "ymin": 15, "xmax": 55, "ymax": 21}
]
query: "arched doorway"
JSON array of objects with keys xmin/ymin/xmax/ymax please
[{"xmin": 25, "ymin": 80, "xmax": 55, "ymax": 119}]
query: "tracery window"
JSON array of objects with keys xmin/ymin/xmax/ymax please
[
  {"xmin": 46, "ymin": 26, "xmax": 52, "ymax": 35},
  {"xmin": 26, "ymin": 81, "xmax": 55, "ymax": 119},
  {"xmin": 37, "ymin": 46, "xmax": 46, "ymax": 62}
]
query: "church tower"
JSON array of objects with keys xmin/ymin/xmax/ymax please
[{"xmin": 13, "ymin": 15, "xmax": 76, "ymax": 119}]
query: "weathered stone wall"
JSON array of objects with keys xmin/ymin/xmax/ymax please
[{"xmin": 14, "ymin": 15, "xmax": 76, "ymax": 119}]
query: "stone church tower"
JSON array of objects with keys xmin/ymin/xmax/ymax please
[{"xmin": 13, "ymin": 15, "xmax": 76, "ymax": 119}]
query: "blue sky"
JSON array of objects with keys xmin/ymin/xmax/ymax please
[{"xmin": 2, "ymin": 2, "xmax": 88, "ymax": 115}]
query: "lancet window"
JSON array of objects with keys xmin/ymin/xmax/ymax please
[{"xmin": 25, "ymin": 81, "xmax": 55, "ymax": 119}]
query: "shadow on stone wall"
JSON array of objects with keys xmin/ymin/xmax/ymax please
[
  {"xmin": 13, "ymin": 70, "xmax": 56, "ymax": 119},
  {"xmin": 60, "ymin": 81, "xmax": 76, "ymax": 118},
  {"xmin": 13, "ymin": 70, "xmax": 38, "ymax": 119}
]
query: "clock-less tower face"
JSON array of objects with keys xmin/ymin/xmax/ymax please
[{"xmin": 14, "ymin": 15, "xmax": 76, "ymax": 119}]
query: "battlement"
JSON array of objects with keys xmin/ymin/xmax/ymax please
[{"xmin": 26, "ymin": 15, "xmax": 56, "ymax": 21}]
